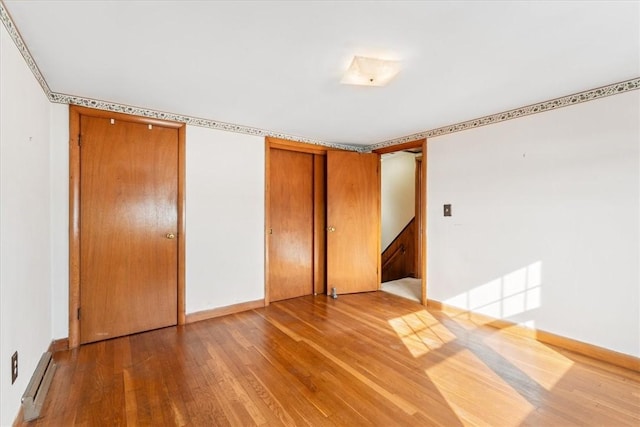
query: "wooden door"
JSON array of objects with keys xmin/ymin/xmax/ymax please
[
  {"xmin": 327, "ymin": 151, "xmax": 380, "ymax": 294},
  {"xmin": 79, "ymin": 116, "xmax": 178, "ymax": 344},
  {"xmin": 268, "ymin": 149, "xmax": 314, "ymax": 301}
]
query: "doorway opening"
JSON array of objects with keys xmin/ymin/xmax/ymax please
[{"xmin": 374, "ymin": 139, "xmax": 427, "ymax": 305}]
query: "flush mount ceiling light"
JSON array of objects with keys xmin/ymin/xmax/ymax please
[{"xmin": 341, "ymin": 56, "xmax": 401, "ymax": 87}]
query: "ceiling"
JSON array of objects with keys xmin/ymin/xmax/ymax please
[{"xmin": 3, "ymin": 1, "xmax": 639, "ymax": 147}]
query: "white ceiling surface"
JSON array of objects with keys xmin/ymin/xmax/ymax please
[{"xmin": 4, "ymin": 1, "xmax": 639, "ymax": 146}]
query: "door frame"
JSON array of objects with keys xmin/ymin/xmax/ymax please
[
  {"xmin": 68, "ymin": 105, "xmax": 186, "ymax": 349},
  {"xmin": 264, "ymin": 137, "xmax": 333, "ymax": 305},
  {"xmin": 373, "ymin": 138, "xmax": 427, "ymax": 305}
]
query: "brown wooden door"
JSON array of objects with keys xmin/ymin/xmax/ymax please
[
  {"xmin": 79, "ymin": 116, "xmax": 178, "ymax": 344},
  {"xmin": 327, "ymin": 151, "xmax": 380, "ymax": 294},
  {"xmin": 268, "ymin": 149, "xmax": 314, "ymax": 301}
]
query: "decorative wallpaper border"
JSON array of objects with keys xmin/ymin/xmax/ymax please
[
  {"xmin": 369, "ymin": 78, "xmax": 640, "ymax": 151},
  {"xmin": 48, "ymin": 92, "xmax": 361, "ymax": 151},
  {"xmin": 2, "ymin": 1, "xmax": 638, "ymax": 153},
  {"xmin": 0, "ymin": 1, "xmax": 360, "ymax": 152}
]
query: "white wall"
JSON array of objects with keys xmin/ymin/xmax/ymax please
[
  {"xmin": 50, "ymin": 104, "xmax": 69, "ymax": 339},
  {"xmin": 0, "ymin": 24, "xmax": 53, "ymax": 425},
  {"xmin": 185, "ymin": 126, "xmax": 265, "ymax": 313},
  {"xmin": 381, "ymin": 152, "xmax": 416, "ymax": 250},
  {"xmin": 427, "ymin": 90, "xmax": 640, "ymax": 357}
]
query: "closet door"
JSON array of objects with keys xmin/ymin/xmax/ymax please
[
  {"xmin": 327, "ymin": 151, "xmax": 380, "ymax": 294},
  {"xmin": 268, "ymin": 148, "xmax": 314, "ymax": 301}
]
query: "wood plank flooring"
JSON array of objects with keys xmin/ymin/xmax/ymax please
[{"xmin": 22, "ymin": 292, "xmax": 640, "ymax": 426}]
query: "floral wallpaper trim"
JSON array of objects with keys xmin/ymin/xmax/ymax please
[
  {"xmin": 2, "ymin": 2, "xmax": 637, "ymax": 152},
  {"xmin": 0, "ymin": 1, "xmax": 359, "ymax": 151},
  {"xmin": 369, "ymin": 78, "xmax": 640, "ymax": 151},
  {"xmin": 49, "ymin": 92, "xmax": 362, "ymax": 151}
]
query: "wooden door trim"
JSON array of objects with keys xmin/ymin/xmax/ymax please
[
  {"xmin": 373, "ymin": 139, "xmax": 424, "ymax": 155},
  {"xmin": 264, "ymin": 137, "xmax": 335, "ymax": 306},
  {"xmin": 374, "ymin": 139, "xmax": 428, "ymax": 305},
  {"xmin": 420, "ymin": 141, "xmax": 427, "ymax": 306},
  {"xmin": 177, "ymin": 125, "xmax": 186, "ymax": 325},
  {"xmin": 267, "ymin": 137, "xmax": 335, "ymax": 155},
  {"xmin": 313, "ymin": 155, "xmax": 326, "ymax": 295},
  {"xmin": 68, "ymin": 105, "xmax": 186, "ymax": 349},
  {"xmin": 415, "ymin": 156, "xmax": 423, "ymax": 279}
]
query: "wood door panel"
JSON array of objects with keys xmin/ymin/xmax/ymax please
[
  {"xmin": 269, "ymin": 149, "xmax": 314, "ymax": 301},
  {"xmin": 80, "ymin": 116, "xmax": 178, "ymax": 343},
  {"xmin": 327, "ymin": 151, "xmax": 380, "ymax": 294}
]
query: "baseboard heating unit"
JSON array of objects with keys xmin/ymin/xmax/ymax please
[{"xmin": 21, "ymin": 352, "xmax": 56, "ymax": 422}]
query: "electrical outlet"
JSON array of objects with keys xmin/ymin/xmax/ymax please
[
  {"xmin": 11, "ymin": 351, "xmax": 18, "ymax": 384},
  {"xmin": 444, "ymin": 204, "xmax": 452, "ymax": 217}
]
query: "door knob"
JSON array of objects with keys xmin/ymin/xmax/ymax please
[
  {"xmin": 166, "ymin": 233, "xmax": 176, "ymax": 239},
  {"xmin": 327, "ymin": 226, "xmax": 336, "ymax": 232}
]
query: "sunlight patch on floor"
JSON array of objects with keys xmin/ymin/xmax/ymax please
[
  {"xmin": 425, "ymin": 349, "xmax": 535, "ymax": 426},
  {"xmin": 483, "ymin": 334, "xmax": 574, "ymax": 391},
  {"xmin": 433, "ymin": 260, "xmax": 574, "ymax": 391},
  {"xmin": 388, "ymin": 310, "xmax": 456, "ymax": 357}
]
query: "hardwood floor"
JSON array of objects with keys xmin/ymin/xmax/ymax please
[{"xmin": 22, "ymin": 292, "xmax": 640, "ymax": 426}]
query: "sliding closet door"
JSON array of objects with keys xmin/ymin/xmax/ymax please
[{"xmin": 268, "ymin": 148, "xmax": 314, "ymax": 301}]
